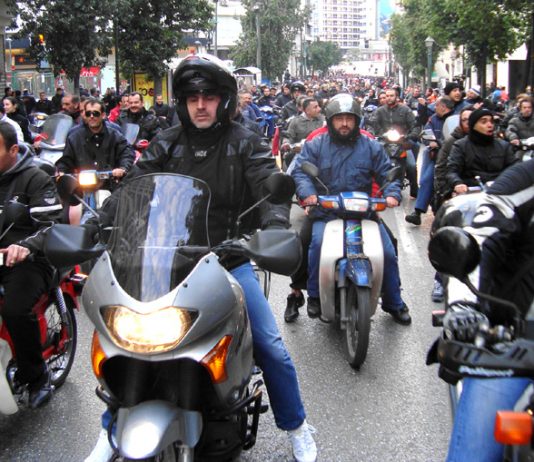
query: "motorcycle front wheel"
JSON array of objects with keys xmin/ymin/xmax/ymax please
[
  {"xmin": 122, "ymin": 444, "xmax": 182, "ymax": 461},
  {"xmin": 343, "ymin": 284, "xmax": 371, "ymax": 369},
  {"xmin": 42, "ymin": 297, "xmax": 77, "ymax": 388}
]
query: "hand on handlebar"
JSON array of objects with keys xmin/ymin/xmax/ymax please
[
  {"xmin": 454, "ymin": 184, "xmax": 468, "ymax": 195},
  {"xmin": 443, "ymin": 305, "xmax": 490, "ymax": 343},
  {"xmin": 386, "ymin": 197, "xmax": 399, "ymax": 208},
  {"xmin": 0, "ymin": 244, "xmax": 31, "ymax": 267},
  {"xmin": 112, "ymin": 168, "xmax": 126, "ymax": 178},
  {"xmin": 301, "ymin": 195, "xmax": 317, "ymax": 216}
]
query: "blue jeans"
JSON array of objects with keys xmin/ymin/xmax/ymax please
[
  {"xmin": 308, "ymin": 219, "xmax": 404, "ymax": 310},
  {"xmin": 102, "ymin": 262, "xmax": 306, "ymax": 433},
  {"xmin": 446, "ymin": 377, "xmax": 533, "ymax": 462},
  {"xmin": 414, "ymin": 149, "xmax": 435, "ymax": 213}
]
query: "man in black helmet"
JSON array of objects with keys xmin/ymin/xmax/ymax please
[
  {"xmin": 282, "ymin": 81, "xmax": 306, "ymax": 121},
  {"xmin": 291, "ymin": 94, "xmax": 411, "ymax": 325},
  {"xmin": 83, "ymin": 54, "xmax": 317, "ymax": 462}
]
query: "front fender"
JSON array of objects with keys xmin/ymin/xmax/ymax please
[
  {"xmin": 116, "ymin": 400, "xmax": 202, "ymax": 459},
  {"xmin": 0, "ymin": 339, "xmax": 18, "ymax": 415}
]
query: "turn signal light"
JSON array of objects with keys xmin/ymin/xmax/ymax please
[
  {"xmin": 495, "ymin": 411, "xmax": 533, "ymax": 445},
  {"xmin": 201, "ymin": 335, "xmax": 232, "ymax": 384},
  {"xmin": 91, "ymin": 331, "xmax": 107, "ymax": 378},
  {"xmin": 372, "ymin": 202, "xmax": 387, "ymax": 212}
]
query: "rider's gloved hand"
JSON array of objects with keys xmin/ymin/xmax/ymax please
[{"xmin": 443, "ymin": 304, "xmax": 490, "ymax": 342}]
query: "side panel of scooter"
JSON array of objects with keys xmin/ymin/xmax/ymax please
[
  {"xmin": 319, "ymin": 219, "xmax": 344, "ymax": 321},
  {"xmin": 0, "ymin": 337, "xmax": 18, "ymax": 414},
  {"xmin": 116, "ymin": 400, "xmax": 203, "ymax": 459},
  {"xmin": 361, "ymin": 220, "xmax": 384, "ymax": 316}
]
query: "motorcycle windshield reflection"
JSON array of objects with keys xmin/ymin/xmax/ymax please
[
  {"xmin": 40, "ymin": 114, "xmax": 74, "ymax": 148},
  {"xmin": 107, "ymin": 174, "xmax": 211, "ymax": 302}
]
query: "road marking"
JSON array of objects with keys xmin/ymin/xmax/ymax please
[{"xmin": 393, "ymin": 206, "xmax": 425, "ymax": 268}]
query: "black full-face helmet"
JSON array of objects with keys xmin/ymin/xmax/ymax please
[{"xmin": 172, "ymin": 54, "xmax": 238, "ymax": 128}]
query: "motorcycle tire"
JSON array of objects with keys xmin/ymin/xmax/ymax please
[
  {"xmin": 42, "ymin": 297, "xmax": 77, "ymax": 388},
  {"xmin": 121, "ymin": 443, "xmax": 180, "ymax": 461},
  {"xmin": 343, "ymin": 284, "xmax": 371, "ymax": 370}
]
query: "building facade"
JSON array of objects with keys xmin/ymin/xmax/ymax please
[{"xmin": 311, "ymin": 0, "xmax": 379, "ymax": 52}]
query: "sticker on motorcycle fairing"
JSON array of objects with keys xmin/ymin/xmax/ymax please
[
  {"xmin": 346, "ymin": 224, "xmax": 362, "ymax": 235},
  {"xmin": 472, "ymin": 205, "xmax": 494, "ymax": 224}
]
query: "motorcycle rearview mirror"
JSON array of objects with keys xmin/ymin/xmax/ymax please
[
  {"xmin": 56, "ymin": 174, "xmax": 82, "ymax": 206},
  {"xmin": 262, "ymin": 172, "xmax": 295, "ymax": 205},
  {"xmin": 420, "ymin": 129, "xmax": 436, "ymax": 142},
  {"xmin": 2, "ymin": 200, "xmax": 31, "ymax": 227},
  {"xmin": 428, "ymin": 227, "xmax": 480, "ymax": 280},
  {"xmin": 56, "ymin": 174, "xmax": 101, "ymax": 222},
  {"xmin": 301, "ymin": 161, "xmax": 329, "ymax": 194},
  {"xmin": 234, "ymin": 173, "xmax": 295, "ymax": 238},
  {"xmin": 43, "ymin": 224, "xmax": 106, "ymax": 267}
]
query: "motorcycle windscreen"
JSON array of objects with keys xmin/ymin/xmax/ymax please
[
  {"xmin": 107, "ymin": 174, "xmax": 211, "ymax": 302},
  {"xmin": 39, "ymin": 114, "xmax": 74, "ymax": 147}
]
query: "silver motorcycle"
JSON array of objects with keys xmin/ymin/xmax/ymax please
[{"xmin": 44, "ymin": 172, "xmax": 300, "ymax": 461}]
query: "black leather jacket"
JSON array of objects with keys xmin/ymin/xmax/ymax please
[
  {"xmin": 100, "ymin": 122, "xmax": 290, "ymax": 253},
  {"xmin": 118, "ymin": 108, "xmax": 161, "ymax": 142},
  {"xmin": 57, "ymin": 123, "xmax": 135, "ymax": 175}
]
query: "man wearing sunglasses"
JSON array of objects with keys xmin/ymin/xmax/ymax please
[{"xmin": 56, "ymin": 98, "xmax": 135, "ymax": 187}]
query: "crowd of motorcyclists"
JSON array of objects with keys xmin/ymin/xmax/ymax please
[{"xmin": 1, "ymin": 59, "xmax": 534, "ymax": 462}]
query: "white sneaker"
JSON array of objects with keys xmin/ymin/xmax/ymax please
[
  {"xmin": 288, "ymin": 420, "xmax": 317, "ymax": 462},
  {"xmin": 84, "ymin": 429, "xmax": 114, "ymax": 462}
]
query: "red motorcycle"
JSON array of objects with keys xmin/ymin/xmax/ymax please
[{"xmin": 0, "ymin": 202, "xmax": 85, "ymax": 414}]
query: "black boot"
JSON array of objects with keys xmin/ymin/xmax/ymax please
[
  {"xmin": 28, "ymin": 366, "xmax": 53, "ymax": 409},
  {"xmin": 285, "ymin": 292, "xmax": 304, "ymax": 323},
  {"xmin": 307, "ymin": 297, "xmax": 321, "ymax": 319}
]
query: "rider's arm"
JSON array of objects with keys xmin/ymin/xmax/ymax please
[
  {"xmin": 446, "ymin": 139, "xmax": 467, "ymax": 191},
  {"xmin": 55, "ymin": 134, "xmax": 77, "ymax": 173},
  {"xmin": 504, "ymin": 117, "xmax": 520, "ymax": 142},
  {"xmin": 290, "ymin": 138, "xmax": 320, "ymax": 200},
  {"xmin": 113, "ymin": 132, "xmax": 135, "ymax": 173}
]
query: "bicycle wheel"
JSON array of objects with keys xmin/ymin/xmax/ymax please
[
  {"xmin": 343, "ymin": 283, "xmax": 371, "ymax": 370},
  {"xmin": 42, "ymin": 297, "xmax": 77, "ymax": 388}
]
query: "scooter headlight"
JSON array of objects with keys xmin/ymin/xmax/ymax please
[
  {"xmin": 342, "ymin": 197, "xmax": 369, "ymax": 212},
  {"xmin": 101, "ymin": 306, "xmax": 197, "ymax": 353}
]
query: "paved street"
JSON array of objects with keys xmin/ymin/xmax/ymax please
[{"xmin": 0, "ymin": 191, "xmax": 451, "ymax": 462}]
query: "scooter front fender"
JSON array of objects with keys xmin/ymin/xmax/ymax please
[
  {"xmin": 116, "ymin": 400, "xmax": 202, "ymax": 459},
  {"xmin": 319, "ymin": 219, "xmax": 344, "ymax": 321},
  {"xmin": 0, "ymin": 338, "xmax": 18, "ymax": 415}
]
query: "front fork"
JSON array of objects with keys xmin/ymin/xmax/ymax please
[{"xmin": 338, "ymin": 220, "xmax": 372, "ymax": 326}]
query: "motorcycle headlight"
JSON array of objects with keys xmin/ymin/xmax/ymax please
[
  {"xmin": 78, "ymin": 170, "xmax": 99, "ymax": 187},
  {"xmin": 342, "ymin": 197, "xmax": 369, "ymax": 212},
  {"xmin": 101, "ymin": 305, "xmax": 197, "ymax": 353},
  {"xmin": 385, "ymin": 129, "xmax": 401, "ymax": 142}
]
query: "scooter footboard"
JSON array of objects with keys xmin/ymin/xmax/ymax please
[{"xmin": 116, "ymin": 400, "xmax": 202, "ymax": 459}]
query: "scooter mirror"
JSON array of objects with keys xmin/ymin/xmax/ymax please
[
  {"xmin": 2, "ymin": 200, "xmax": 31, "ymax": 227},
  {"xmin": 301, "ymin": 161, "xmax": 320, "ymax": 178},
  {"xmin": 263, "ymin": 172, "xmax": 295, "ymax": 204},
  {"xmin": 56, "ymin": 174, "xmax": 82, "ymax": 206},
  {"xmin": 386, "ymin": 165, "xmax": 403, "ymax": 183},
  {"xmin": 428, "ymin": 226, "xmax": 481, "ymax": 280}
]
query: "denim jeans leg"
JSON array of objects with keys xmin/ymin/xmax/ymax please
[
  {"xmin": 379, "ymin": 223, "xmax": 404, "ymax": 310},
  {"xmin": 405, "ymin": 150, "xmax": 418, "ymax": 196},
  {"xmin": 414, "ymin": 154, "xmax": 435, "ymax": 212},
  {"xmin": 307, "ymin": 220, "xmax": 327, "ymax": 298},
  {"xmin": 231, "ymin": 263, "xmax": 306, "ymax": 431},
  {"xmin": 446, "ymin": 377, "xmax": 533, "ymax": 462}
]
